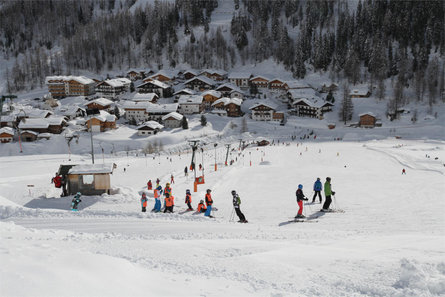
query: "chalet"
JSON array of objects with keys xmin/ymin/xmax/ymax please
[
  {"xmin": 46, "ymin": 76, "xmax": 95, "ymax": 98},
  {"xmin": 287, "ymin": 88, "xmax": 320, "ymax": 106},
  {"xmin": 283, "ymin": 81, "xmax": 312, "ymax": 91},
  {"xmin": 249, "ymin": 103, "xmax": 277, "ymax": 121},
  {"xmin": 18, "ymin": 117, "xmax": 67, "ymax": 134},
  {"xmin": 291, "ymin": 98, "xmax": 333, "ymax": 120},
  {"xmin": 66, "ymin": 163, "xmax": 114, "ymax": 195},
  {"xmin": 123, "ymin": 102, "xmax": 179, "ymax": 123},
  {"xmin": 162, "ymin": 112, "xmax": 183, "ymax": 129},
  {"xmin": 177, "ymin": 95, "xmax": 204, "ymax": 114},
  {"xmin": 0, "ymin": 115, "xmax": 16, "ymax": 128},
  {"xmin": 127, "ymin": 70, "xmax": 144, "ymax": 81},
  {"xmin": 183, "ymin": 70, "xmax": 199, "ymax": 80},
  {"xmin": 20, "ymin": 130, "xmax": 38, "ymax": 142},
  {"xmin": 136, "ymin": 121, "xmax": 164, "ymax": 136},
  {"xmin": 250, "ymin": 76, "xmax": 271, "ymax": 89},
  {"xmin": 184, "ymin": 76, "xmax": 216, "ymax": 91},
  {"xmin": 132, "ymin": 93, "xmax": 159, "ymax": 103},
  {"xmin": 95, "ymin": 79, "xmax": 126, "ymax": 98},
  {"xmin": 256, "ymin": 138, "xmax": 270, "ymax": 146},
  {"xmin": 202, "ymin": 90, "xmax": 222, "ymax": 110},
  {"xmin": 200, "ymin": 69, "xmax": 227, "ymax": 81},
  {"xmin": 56, "ymin": 106, "xmax": 86, "ymax": 120},
  {"xmin": 84, "ymin": 98, "xmax": 114, "ymax": 112},
  {"xmin": 230, "ymin": 89, "xmax": 244, "ymax": 99},
  {"xmin": 17, "ymin": 109, "xmax": 52, "ymax": 120},
  {"xmin": 268, "ymin": 78, "xmax": 286, "ymax": 91},
  {"xmin": 212, "ymin": 97, "xmax": 243, "ymax": 117},
  {"xmin": 228, "ymin": 72, "xmax": 252, "ymax": 89},
  {"xmin": 136, "ymin": 80, "xmax": 172, "ymax": 98},
  {"xmin": 149, "ymin": 70, "xmax": 178, "ymax": 84},
  {"xmin": 86, "ymin": 111, "xmax": 116, "ymax": 132},
  {"xmin": 321, "ymin": 82, "xmax": 339, "ymax": 93},
  {"xmin": 349, "ymin": 87, "xmax": 371, "ymax": 98},
  {"xmin": 174, "ymin": 88, "xmax": 195, "ymax": 102},
  {"xmin": 359, "ymin": 112, "xmax": 379, "ymax": 128},
  {"xmin": 0, "ymin": 127, "xmax": 14, "ymax": 143}
]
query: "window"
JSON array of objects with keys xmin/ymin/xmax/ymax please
[{"xmin": 82, "ymin": 175, "xmax": 94, "ymax": 185}]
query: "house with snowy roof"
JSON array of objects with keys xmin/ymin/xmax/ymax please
[
  {"xmin": 65, "ymin": 163, "xmax": 115, "ymax": 195},
  {"xmin": 250, "ymin": 75, "xmax": 271, "ymax": 89},
  {"xmin": 0, "ymin": 115, "xmax": 16, "ymax": 128},
  {"xmin": 228, "ymin": 72, "xmax": 252, "ymax": 89},
  {"xmin": 359, "ymin": 112, "xmax": 380, "ymax": 128},
  {"xmin": 268, "ymin": 78, "xmax": 287, "ymax": 91},
  {"xmin": 55, "ymin": 106, "xmax": 86, "ymax": 120},
  {"xmin": 18, "ymin": 117, "xmax": 67, "ymax": 134},
  {"xmin": 349, "ymin": 87, "xmax": 371, "ymax": 98},
  {"xmin": 136, "ymin": 80, "xmax": 172, "ymax": 97},
  {"xmin": 86, "ymin": 110, "xmax": 116, "ymax": 132},
  {"xmin": 136, "ymin": 121, "xmax": 164, "ymax": 136},
  {"xmin": 249, "ymin": 103, "xmax": 280, "ymax": 121},
  {"xmin": 0, "ymin": 127, "xmax": 14, "ymax": 143},
  {"xmin": 149, "ymin": 70, "xmax": 179, "ymax": 84},
  {"xmin": 85, "ymin": 98, "xmax": 114, "ymax": 112},
  {"xmin": 202, "ymin": 90, "xmax": 222, "ymax": 110},
  {"xmin": 291, "ymin": 98, "xmax": 333, "ymax": 120},
  {"xmin": 183, "ymin": 70, "xmax": 199, "ymax": 80},
  {"xmin": 283, "ymin": 81, "xmax": 312, "ymax": 91},
  {"xmin": 46, "ymin": 76, "xmax": 96, "ymax": 98},
  {"xmin": 162, "ymin": 112, "xmax": 183, "ymax": 128},
  {"xmin": 200, "ymin": 69, "xmax": 227, "ymax": 81},
  {"xmin": 20, "ymin": 130, "xmax": 39, "ymax": 142},
  {"xmin": 174, "ymin": 88, "xmax": 195, "ymax": 102},
  {"xmin": 177, "ymin": 95, "xmax": 204, "ymax": 114},
  {"xmin": 212, "ymin": 97, "xmax": 243, "ymax": 117},
  {"xmin": 185, "ymin": 76, "xmax": 216, "ymax": 92},
  {"xmin": 132, "ymin": 93, "xmax": 159, "ymax": 103},
  {"xmin": 320, "ymin": 82, "xmax": 339, "ymax": 93},
  {"xmin": 95, "ymin": 79, "xmax": 126, "ymax": 98}
]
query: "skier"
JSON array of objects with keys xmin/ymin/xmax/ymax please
[
  {"xmin": 152, "ymin": 183, "xmax": 163, "ymax": 212},
  {"xmin": 204, "ymin": 189, "xmax": 213, "ymax": 217},
  {"xmin": 156, "ymin": 178, "xmax": 160, "ymax": 184},
  {"xmin": 185, "ymin": 189, "xmax": 193, "ymax": 211},
  {"xmin": 170, "ymin": 174, "xmax": 175, "ymax": 184},
  {"xmin": 140, "ymin": 193, "xmax": 148, "ymax": 212},
  {"xmin": 147, "ymin": 180, "xmax": 152, "ymax": 190},
  {"xmin": 71, "ymin": 192, "xmax": 82, "ymax": 211},
  {"xmin": 184, "ymin": 166, "xmax": 188, "ymax": 177},
  {"xmin": 231, "ymin": 190, "xmax": 247, "ymax": 223},
  {"xmin": 321, "ymin": 177, "xmax": 335, "ymax": 212},
  {"xmin": 163, "ymin": 183, "xmax": 172, "ymax": 210},
  {"xmin": 295, "ymin": 184, "xmax": 308, "ymax": 218},
  {"xmin": 402, "ymin": 168, "xmax": 406, "ymax": 175},
  {"xmin": 52, "ymin": 173, "xmax": 62, "ymax": 188},
  {"xmin": 197, "ymin": 200, "xmax": 207, "ymax": 213},
  {"xmin": 163, "ymin": 193, "xmax": 174, "ymax": 213},
  {"xmin": 312, "ymin": 178, "xmax": 323, "ymax": 203}
]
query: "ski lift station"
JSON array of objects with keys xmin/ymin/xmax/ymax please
[{"xmin": 58, "ymin": 163, "xmax": 115, "ymax": 195}]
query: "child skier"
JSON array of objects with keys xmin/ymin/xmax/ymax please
[
  {"xmin": 152, "ymin": 183, "xmax": 163, "ymax": 212},
  {"xmin": 71, "ymin": 192, "xmax": 82, "ymax": 211},
  {"xmin": 185, "ymin": 189, "xmax": 193, "ymax": 211},
  {"xmin": 164, "ymin": 193, "xmax": 174, "ymax": 213},
  {"xmin": 141, "ymin": 193, "xmax": 148, "ymax": 212},
  {"xmin": 231, "ymin": 190, "xmax": 247, "ymax": 223},
  {"xmin": 312, "ymin": 178, "xmax": 323, "ymax": 203},
  {"xmin": 197, "ymin": 200, "xmax": 207, "ymax": 213},
  {"xmin": 295, "ymin": 184, "xmax": 308, "ymax": 218},
  {"xmin": 204, "ymin": 189, "xmax": 213, "ymax": 217},
  {"xmin": 163, "ymin": 183, "xmax": 172, "ymax": 210},
  {"xmin": 321, "ymin": 177, "xmax": 335, "ymax": 211},
  {"xmin": 170, "ymin": 174, "xmax": 175, "ymax": 184},
  {"xmin": 147, "ymin": 180, "xmax": 152, "ymax": 190}
]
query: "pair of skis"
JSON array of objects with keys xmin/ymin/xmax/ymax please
[{"xmin": 287, "ymin": 209, "xmax": 345, "ymax": 223}]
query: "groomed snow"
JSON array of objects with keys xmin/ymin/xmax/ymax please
[{"xmin": 1, "ymin": 136, "xmax": 444, "ymax": 296}]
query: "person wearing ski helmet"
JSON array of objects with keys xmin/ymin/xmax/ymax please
[
  {"xmin": 312, "ymin": 178, "xmax": 323, "ymax": 203},
  {"xmin": 163, "ymin": 192, "xmax": 174, "ymax": 213},
  {"xmin": 322, "ymin": 177, "xmax": 335, "ymax": 211},
  {"xmin": 152, "ymin": 183, "xmax": 163, "ymax": 212},
  {"xmin": 71, "ymin": 192, "xmax": 82, "ymax": 211},
  {"xmin": 185, "ymin": 189, "xmax": 193, "ymax": 211},
  {"xmin": 197, "ymin": 199, "xmax": 207, "ymax": 213},
  {"xmin": 204, "ymin": 189, "xmax": 213, "ymax": 217},
  {"xmin": 295, "ymin": 184, "xmax": 308, "ymax": 218},
  {"xmin": 231, "ymin": 190, "xmax": 247, "ymax": 223}
]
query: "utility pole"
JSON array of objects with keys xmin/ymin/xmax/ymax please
[
  {"xmin": 214, "ymin": 143, "xmax": 218, "ymax": 171},
  {"xmin": 90, "ymin": 126, "xmax": 95, "ymax": 164}
]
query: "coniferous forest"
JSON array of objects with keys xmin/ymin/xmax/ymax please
[{"xmin": 0, "ymin": 0, "xmax": 444, "ymax": 106}]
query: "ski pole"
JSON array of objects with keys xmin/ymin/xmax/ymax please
[
  {"xmin": 333, "ymin": 194, "xmax": 340, "ymax": 210},
  {"xmin": 229, "ymin": 208, "xmax": 235, "ymax": 222}
]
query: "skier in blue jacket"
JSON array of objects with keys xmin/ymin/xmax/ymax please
[{"xmin": 312, "ymin": 178, "xmax": 323, "ymax": 203}]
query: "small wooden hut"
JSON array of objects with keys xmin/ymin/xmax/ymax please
[{"xmin": 65, "ymin": 163, "xmax": 114, "ymax": 195}]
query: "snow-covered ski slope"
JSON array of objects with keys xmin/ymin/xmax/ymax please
[{"xmin": 1, "ymin": 139, "xmax": 445, "ymax": 296}]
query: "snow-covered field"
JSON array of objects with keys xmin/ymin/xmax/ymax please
[{"xmin": 1, "ymin": 135, "xmax": 445, "ymax": 296}]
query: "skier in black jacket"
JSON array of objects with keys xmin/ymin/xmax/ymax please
[
  {"xmin": 231, "ymin": 190, "xmax": 247, "ymax": 223},
  {"xmin": 295, "ymin": 184, "xmax": 308, "ymax": 218},
  {"xmin": 71, "ymin": 192, "xmax": 82, "ymax": 211}
]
